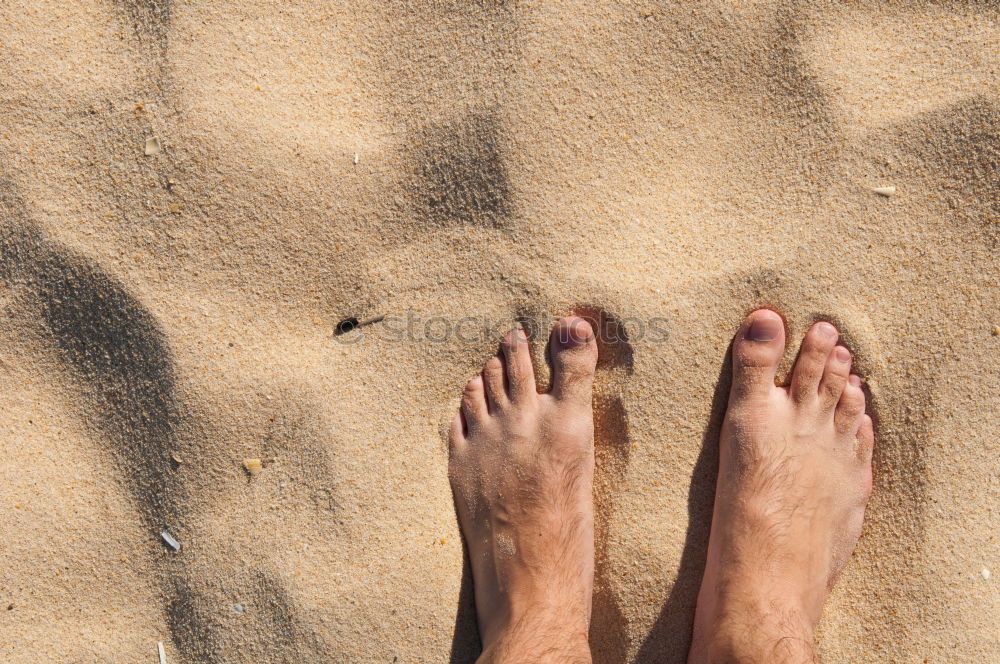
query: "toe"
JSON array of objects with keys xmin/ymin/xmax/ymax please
[
  {"xmin": 448, "ymin": 410, "xmax": 466, "ymax": 455},
  {"xmin": 501, "ymin": 327, "xmax": 536, "ymax": 402},
  {"xmin": 730, "ymin": 309, "xmax": 785, "ymax": 400},
  {"xmin": 548, "ymin": 316, "xmax": 598, "ymax": 407},
  {"xmin": 834, "ymin": 374, "xmax": 866, "ymax": 435},
  {"xmin": 461, "ymin": 375, "xmax": 489, "ymax": 426},
  {"xmin": 857, "ymin": 414, "xmax": 875, "ymax": 500},
  {"xmin": 789, "ymin": 321, "xmax": 839, "ymax": 403},
  {"xmin": 482, "ymin": 356, "xmax": 508, "ymax": 412},
  {"xmin": 857, "ymin": 413, "xmax": 875, "ymax": 464},
  {"xmin": 818, "ymin": 345, "xmax": 852, "ymax": 410}
]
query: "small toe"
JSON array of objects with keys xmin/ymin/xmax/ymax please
[
  {"xmin": 790, "ymin": 321, "xmax": 839, "ymax": 403},
  {"xmin": 857, "ymin": 414, "xmax": 875, "ymax": 500},
  {"xmin": 834, "ymin": 374, "xmax": 867, "ymax": 435},
  {"xmin": 482, "ymin": 356, "xmax": 508, "ymax": 411},
  {"xmin": 730, "ymin": 309, "xmax": 786, "ymax": 400},
  {"xmin": 448, "ymin": 410, "xmax": 466, "ymax": 455},
  {"xmin": 818, "ymin": 345, "xmax": 852, "ymax": 410},
  {"xmin": 461, "ymin": 375, "xmax": 489, "ymax": 426},
  {"xmin": 548, "ymin": 317, "xmax": 598, "ymax": 406},
  {"xmin": 857, "ymin": 413, "xmax": 875, "ymax": 463},
  {"xmin": 501, "ymin": 327, "xmax": 536, "ymax": 402}
]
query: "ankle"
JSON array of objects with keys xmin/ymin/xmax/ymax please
[
  {"xmin": 704, "ymin": 630, "xmax": 815, "ymax": 664},
  {"xmin": 691, "ymin": 594, "xmax": 816, "ymax": 664},
  {"xmin": 480, "ymin": 633, "xmax": 591, "ymax": 664},
  {"xmin": 479, "ymin": 601, "xmax": 591, "ymax": 664}
]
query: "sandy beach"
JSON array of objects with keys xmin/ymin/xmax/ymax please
[{"xmin": 0, "ymin": 1, "xmax": 998, "ymax": 662}]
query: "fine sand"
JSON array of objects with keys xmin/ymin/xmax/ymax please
[{"xmin": 1, "ymin": 1, "xmax": 998, "ymax": 662}]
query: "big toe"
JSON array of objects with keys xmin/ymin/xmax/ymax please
[
  {"xmin": 730, "ymin": 309, "xmax": 786, "ymax": 400},
  {"xmin": 548, "ymin": 316, "xmax": 598, "ymax": 406}
]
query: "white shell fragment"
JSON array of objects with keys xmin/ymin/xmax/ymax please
[
  {"xmin": 160, "ymin": 528, "xmax": 181, "ymax": 551},
  {"xmin": 243, "ymin": 458, "xmax": 263, "ymax": 476},
  {"xmin": 983, "ymin": 567, "xmax": 991, "ymax": 580},
  {"xmin": 144, "ymin": 137, "xmax": 162, "ymax": 156},
  {"xmin": 157, "ymin": 641, "xmax": 167, "ymax": 664},
  {"xmin": 353, "ymin": 152, "xmax": 359, "ymax": 165},
  {"xmin": 873, "ymin": 185, "xmax": 896, "ymax": 197}
]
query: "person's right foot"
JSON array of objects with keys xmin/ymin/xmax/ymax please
[
  {"xmin": 449, "ymin": 317, "xmax": 598, "ymax": 663},
  {"xmin": 688, "ymin": 309, "xmax": 875, "ymax": 664}
]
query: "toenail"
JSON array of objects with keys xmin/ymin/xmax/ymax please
[
  {"xmin": 848, "ymin": 374, "xmax": 862, "ymax": 387},
  {"xmin": 745, "ymin": 316, "xmax": 781, "ymax": 342},
  {"xmin": 836, "ymin": 347, "xmax": 851, "ymax": 363},
  {"xmin": 817, "ymin": 322, "xmax": 838, "ymax": 338},
  {"xmin": 559, "ymin": 320, "xmax": 593, "ymax": 348}
]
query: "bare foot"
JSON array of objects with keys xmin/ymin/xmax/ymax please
[
  {"xmin": 448, "ymin": 317, "xmax": 599, "ymax": 663},
  {"xmin": 689, "ymin": 310, "xmax": 875, "ymax": 664}
]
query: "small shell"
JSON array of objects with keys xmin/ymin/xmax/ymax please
[
  {"xmin": 160, "ymin": 528, "xmax": 181, "ymax": 551},
  {"xmin": 353, "ymin": 152, "xmax": 359, "ymax": 165},
  {"xmin": 873, "ymin": 185, "xmax": 896, "ymax": 197},
  {"xmin": 144, "ymin": 137, "xmax": 162, "ymax": 156},
  {"xmin": 243, "ymin": 458, "xmax": 263, "ymax": 476},
  {"xmin": 157, "ymin": 641, "xmax": 167, "ymax": 664},
  {"xmin": 983, "ymin": 567, "xmax": 991, "ymax": 580}
]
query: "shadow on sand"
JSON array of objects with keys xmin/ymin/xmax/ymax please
[{"xmin": 631, "ymin": 353, "xmax": 730, "ymax": 662}]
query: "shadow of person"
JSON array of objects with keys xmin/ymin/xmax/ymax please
[
  {"xmin": 632, "ymin": 351, "xmax": 731, "ymax": 663},
  {"xmin": 449, "ymin": 542, "xmax": 482, "ymax": 663},
  {"xmin": 589, "ymin": 394, "xmax": 633, "ymax": 664}
]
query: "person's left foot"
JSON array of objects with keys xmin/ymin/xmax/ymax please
[{"xmin": 449, "ymin": 317, "xmax": 599, "ymax": 663}]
